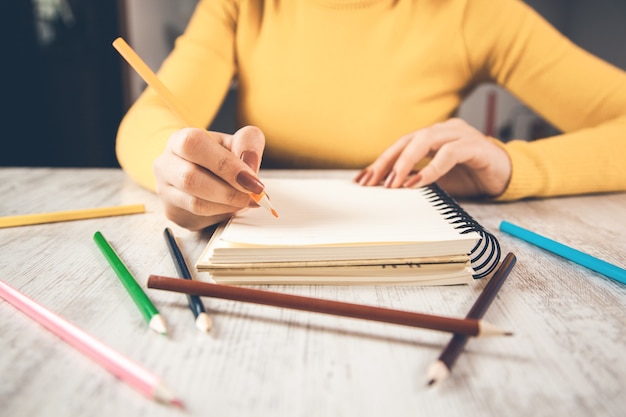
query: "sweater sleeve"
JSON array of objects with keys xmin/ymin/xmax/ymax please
[
  {"xmin": 462, "ymin": 0, "xmax": 626, "ymax": 199},
  {"xmin": 115, "ymin": 0, "xmax": 238, "ymax": 191}
]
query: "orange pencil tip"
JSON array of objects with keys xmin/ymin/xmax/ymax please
[{"xmin": 271, "ymin": 209, "xmax": 279, "ymax": 218}]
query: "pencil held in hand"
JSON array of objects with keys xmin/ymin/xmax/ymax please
[{"xmin": 112, "ymin": 36, "xmax": 278, "ymax": 218}]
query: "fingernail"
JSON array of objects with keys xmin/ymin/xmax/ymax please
[
  {"xmin": 236, "ymin": 171, "xmax": 264, "ymax": 194},
  {"xmin": 403, "ymin": 173, "xmax": 422, "ymax": 188},
  {"xmin": 358, "ymin": 170, "xmax": 373, "ymax": 186},
  {"xmin": 240, "ymin": 151, "xmax": 258, "ymax": 169},
  {"xmin": 384, "ymin": 171, "xmax": 396, "ymax": 188}
]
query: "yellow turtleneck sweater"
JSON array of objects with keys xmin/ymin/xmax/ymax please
[{"xmin": 116, "ymin": 0, "xmax": 626, "ymax": 200}]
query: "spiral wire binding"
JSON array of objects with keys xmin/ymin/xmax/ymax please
[{"xmin": 421, "ymin": 184, "xmax": 501, "ymax": 279}]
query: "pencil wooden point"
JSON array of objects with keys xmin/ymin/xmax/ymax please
[
  {"xmin": 149, "ymin": 314, "xmax": 168, "ymax": 336},
  {"xmin": 250, "ymin": 192, "xmax": 279, "ymax": 218},
  {"xmin": 195, "ymin": 312, "xmax": 213, "ymax": 333},
  {"xmin": 477, "ymin": 321, "xmax": 514, "ymax": 337},
  {"xmin": 426, "ymin": 360, "xmax": 450, "ymax": 387},
  {"xmin": 152, "ymin": 382, "xmax": 185, "ymax": 408}
]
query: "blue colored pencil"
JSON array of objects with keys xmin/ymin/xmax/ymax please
[
  {"xmin": 499, "ymin": 221, "xmax": 626, "ymax": 285},
  {"xmin": 163, "ymin": 228, "xmax": 212, "ymax": 332}
]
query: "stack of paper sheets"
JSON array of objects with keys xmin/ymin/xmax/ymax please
[{"xmin": 196, "ymin": 178, "xmax": 481, "ymax": 285}]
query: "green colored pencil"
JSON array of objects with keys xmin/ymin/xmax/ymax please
[{"xmin": 93, "ymin": 231, "xmax": 167, "ymax": 335}]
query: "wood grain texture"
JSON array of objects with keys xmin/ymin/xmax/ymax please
[{"xmin": 0, "ymin": 168, "xmax": 625, "ymax": 417}]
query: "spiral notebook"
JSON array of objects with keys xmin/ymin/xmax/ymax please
[{"xmin": 196, "ymin": 178, "xmax": 500, "ymax": 285}]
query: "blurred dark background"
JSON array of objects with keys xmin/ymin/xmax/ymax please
[
  {"xmin": 2, "ymin": 0, "xmax": 625, "ymax": 168},
  {"xmin": 2, "ymin": 0, "xmax": 123, "ymax": 167}
]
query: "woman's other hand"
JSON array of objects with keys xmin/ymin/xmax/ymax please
[{"xmin": 355, "ymin": 118, "xmax": 512, "ymax": 198}]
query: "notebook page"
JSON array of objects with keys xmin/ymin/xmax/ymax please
[{"xmin": 220, "ymin": 178, "xmax": 476, "ymax": 247}]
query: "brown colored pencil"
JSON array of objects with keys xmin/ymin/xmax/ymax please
[
  {"xmin": 147, "ymin": 275, "xmax": 513, "ymax": 337},
  {"xmin": 426, "ymin": 252, "xmax": 517, "ymax": 386}
]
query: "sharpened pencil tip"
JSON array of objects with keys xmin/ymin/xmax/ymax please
[
  {"xmin": 149, "ymin": 314, "xmax": 168, "ymax": 336},
  {"xmin": 153, "ymin": 382, "xmax": 184, "ymax": 408},
  {"xmin": 170, "ymin": 398, "xmax": 185, "ymax": 409},
  {"xmin": 426, "ymin": 360, "xmax": 449, "ymax": 388},
  {"xmin": 195, "ymin": 313, "xmax": 213, "ymax": 333},
  {"xmin": 504, "ymin": 331, "xmax": 514, "ymax": 336},
  {"xmin": 252, "ymin": 192, "xmax": 278, "ymax": 218},
  {"xmin": 477, "ymin": 320, "xmax": 511, "ymax": 337}
]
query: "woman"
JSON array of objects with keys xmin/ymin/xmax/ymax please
[{"xmin": 116, "ymin": 0, "xmax": 626, "ymax": 230}]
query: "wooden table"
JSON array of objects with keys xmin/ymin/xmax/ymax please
[{"xmin": 1, "ymin": 168, "xmax": 624, "ymax": 417}]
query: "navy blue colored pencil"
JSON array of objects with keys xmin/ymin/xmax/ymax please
[{"xmin": 163, "ymin": 228, "xmax": 212, "ymax": 332}]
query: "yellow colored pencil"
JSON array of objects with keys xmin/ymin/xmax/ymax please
[
  {"xmin": 0, "ymin": 204, "xmax": 145, "ymax": 228},
  {"xmin": 112, "ymin": 37, "xmax": 197, "ymax": 127},
  {"xmin": 112, "ymin": 37, "xmax": 277, "ymax": 218}
]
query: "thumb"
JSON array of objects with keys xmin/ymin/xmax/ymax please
[{"xmin": 230, "ymin": 125, "xmax": 266, "ymax": 172}]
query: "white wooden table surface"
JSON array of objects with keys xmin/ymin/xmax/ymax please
[{"xmin": 0, "ymin": 168, "xmax": 624, "ymax": 417}]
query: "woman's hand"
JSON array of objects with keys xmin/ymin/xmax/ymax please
[
  {"xmin": 153, "ymin": 125, "xmax": 266, "ymax": 230},
  {"xmin": 355, "ymin": 118, "xmax": 512, "ymax": 198}
]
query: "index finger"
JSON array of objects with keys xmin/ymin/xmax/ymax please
[{"xmin": 169, "ymin": 128, "xmax": 265, "ymax": 195}]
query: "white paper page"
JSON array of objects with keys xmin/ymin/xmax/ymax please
[{"xmin": 220, "ymin": 178, "xmax": 476, "ymax": 246}]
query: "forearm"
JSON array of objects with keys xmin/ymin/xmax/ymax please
[
  {"xmin": 116, "ymin": 93, "xmax": 183, "ymax": 192},
  {"xmin": 116, "ymin": 0, "xmax": 237, "ymax": 191},
  {"xmin": 461, "ymin": 0, "xmax": 626, "ymax": 200},
  {"xmin": 497, "ymin": 117, "xmax": 626, "ymax": 200}
]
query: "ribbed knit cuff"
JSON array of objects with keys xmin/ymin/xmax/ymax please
[{"xmin": 490, "ymin": 139, "xmax": 547, "ymax": 201}]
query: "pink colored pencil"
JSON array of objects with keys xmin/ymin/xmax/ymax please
[{"xmin": 0, "ymin": 280, "xmax": 183, "ymax": 408}]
